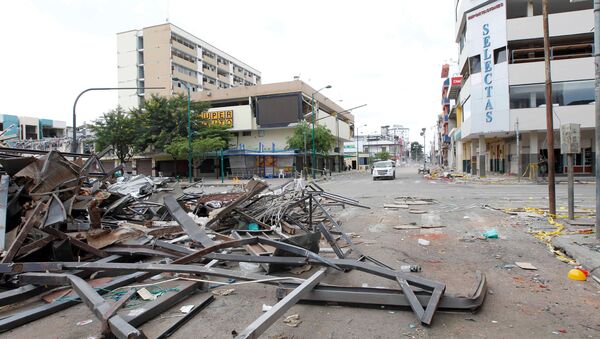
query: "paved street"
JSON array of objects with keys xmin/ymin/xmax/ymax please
[{"xmin": 6, "ymin": 166, "xmax": 600, "ymax": 339}]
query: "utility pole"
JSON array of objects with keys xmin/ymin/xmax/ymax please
[
  {"xmin": 516, "ymin": 118, "xmax": 520, "ymax": 182},
  {"xmin": 420, "ymin": 128, "xmax": 426, "ymax": 172},
  {"xmin": 542, "ymin": 0, "xmax": 556, "ymax": 215},
  {"xmin": 594, "ymin": 0, "xmax": 600, "ymax": 240}
]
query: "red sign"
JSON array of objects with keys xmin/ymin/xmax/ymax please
[{"xmin": 451, "ymin": 77, "xmax": 462, "ymax": 86}]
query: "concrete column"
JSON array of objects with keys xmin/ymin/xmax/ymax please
[
  {"xmin": 470, "ymin": 141, "xmax": 477, "ymax": 175},
  {"xmin": 151, "ymin": 158, "xmax": 157, "ymax": 177},
  {"xmin": 530, "ymin": 132, "xmax": 539, "ymax": 178},
  {"xmin": 132, "ymin": 159, "xmax": 137, "ymax": 175},
  {"xmin": 456, "ymin": 140, "xmax": 463, "ymax": 172},
  {"xmin": 527, "ymin": 0, "xmax": 534, "ymax": 17},
  {"xmin": 478, "ymin": 135, "xmax": 486, "ymax": 177}
]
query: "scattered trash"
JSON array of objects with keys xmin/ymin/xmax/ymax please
[
  {"xmin": 212, "ymin": 288, "xmax": 235, "ymax": 296},
  {"xmin": 394, "ymin": 225, "xmax": 446, "ymax": 230},
  {"xmin": 179, "ymin": 305, "xmax": 195, "ymax": 314},
  {"xmin": 137, "ymin": 288, "xmax": 157, "ymax": 301},
  {"xmin": 409, "ymin": 209, "xmax": 427, "ymax": 214},
  {"xmin": 515, "ymin": 262, "xmax": 537, "ymax": 270},
  {"xmin": 239, "ymin": 262, "xmax": 263, "ymax": 273},
  {"xmin": 567, "ymin": 268, "xmax": 588, "ymax": 281},
  {"xmin": 482, "ymin": 229, "xmax": 499, "ymax": 239},
  {"xmin": 283, "ymin": 314, "xmax": 301, "ymax": 327},
  {"xmin": 400, "ymin": 265, "xmax": 421, "ymax": 273},
  {"xmin": 76, "ymin": 319, "xmax": 93, "ymax": 326},
  {"xmin": 418, "ymin": 239, "xmax": 431, "ymax": 246},
  {"xmin": 262, "ymin": 304, "xmax": 273, "ymax": 312},
  {"xmin": 384, "ymin": 204, "xmax": 409, "ymax": 209},
  {"xmin": 289, "ymin": 265, "xmax": 312, "ymax": 275},
  {"xmin": 409, "ymin": 323, "xmax": 417, "ymax": 329}
]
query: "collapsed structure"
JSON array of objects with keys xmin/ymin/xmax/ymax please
[{"xmin": 0, "ymin": 148, "xmax": 486, "ymax": 338}]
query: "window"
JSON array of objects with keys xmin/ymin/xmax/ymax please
[
  {"xmin": 510, "ymin": 80, "xmax": 594, "ymax": 109},
  {"xmin": 494, "ymin": 47, "xmax": 507, "ymax": 64},
  {"xmin": 469, "ymin": 55, "xmax": 481, "ymax": 74},
  {"xmin": 462, "ymin": 97, "xmax": 471, "ymax": 121},
  {"xmin": 242, "ymin": 131, "xmax": 251, "ymax": 136}
]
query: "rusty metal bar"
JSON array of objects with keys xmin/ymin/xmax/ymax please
[
  {"xmin": 163, "ymin": 195, "xmax": 216, "ymax": 247},
  {"xmin": 236, "ymin": 268, "xmax": 327, "ymax": 339},
  {"xmin": 1, "ymin": 203, "xmax": 46, "ymax": 263},
  {"xmin": 276, "ymin": 271, "xmax": 486, "ymax": 312},
  {"xmin": 0, "ymin": 270, "xmax": 146, "ymax": 332},
  {"xmin": 41, "ymin": 227, "xmax": 108, "ymax": 258},
  {"xmin": 18, "ymin": 273, "xmax": 145, "ymax": 338},
  {"xmin": 156, "ymin": 294, "xmax": 215, "ymax": 339}
]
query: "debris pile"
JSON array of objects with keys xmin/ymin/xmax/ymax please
[{"xmin": 0, "ymin": 149, "xmax": 487, "ymax": 338}]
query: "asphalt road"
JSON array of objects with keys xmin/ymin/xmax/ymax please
[{"xmin": 4, "ymin": 166, "xmax": 600, "ymax": 338}]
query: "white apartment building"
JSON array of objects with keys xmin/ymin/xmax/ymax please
[
  {"xmin": 117, "ymin": 23, "xmax": 261, "ymax": 109},
  {"xmin": 453, "ymin": 0, "xmax": 595, "ymax": 177}
]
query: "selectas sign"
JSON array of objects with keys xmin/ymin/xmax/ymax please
[
  {"xmin": 465, "ymin": 0, "xmax": 509, "ymax": 134},
  {"xmin": 201, "ymin": 110, "xmax": 234, "ymax": 127}
]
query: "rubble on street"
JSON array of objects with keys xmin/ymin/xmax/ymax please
[{"xmin": 0, "ymin": 149, "xmax": 487, "ymax": 338}]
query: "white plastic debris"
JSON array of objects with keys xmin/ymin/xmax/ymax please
[
  {"xmin": 418, "ymin": 239, "xmax": 430, "ymax": 246},
  {"xmin": 180, "ymin": 305, "xmax": 194, "ymax": 314},
  {"xmin": 262, "ymin": 304, "xmax": 273, "ymax": 312},
  {"xmin": 239, "ymin": 262, "xmax": 263, "ymax": 273}
]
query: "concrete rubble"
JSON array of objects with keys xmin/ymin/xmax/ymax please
[{"xmin": 0, "ymin": 149, "xmax": 487, "ymax": 339}]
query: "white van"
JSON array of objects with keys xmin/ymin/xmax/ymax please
[{"xmin": 372, "ymin": 160, "xmax": 396, "ymax": 180}]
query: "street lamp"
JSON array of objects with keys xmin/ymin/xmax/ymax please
[
  {"xmin": 172, "ymin": 78, "xmax": 194, "ymax": 183},
  {"xmin": 420, "ymin": 128, "xmax": 426, "ymax": 172},
  {"xmin": 311, "ymin": 85, "xmax": 332, "ymax": 179},
  {"xmin": 355, "ymin": 123, "xmax": 367, "ymax": 170},
  {"xmin": 314, "ymin": 103, "xmax": 367, "ymax": 173},
  {"xmin": 71, "ymin": 86, "xmax": 164, "ymax": 153}
]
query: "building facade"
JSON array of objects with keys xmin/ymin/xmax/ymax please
[
  {"xmin": 0, "ymin": 115, "xmax": 66, "ymax": 148},
  {"xmin": 117, "ymin": 23, "xmax": 261, "ymax": 109},
  {"xmin": 452, "ymin": 0, "xmax": 595, "ymax": 177},
  {"xmin": 343, "ymin": 125, "xmax": 409, "ymax": 169},
  {"xmin": 113, "ymin": 81, "xmax": 355, "ymax": 178}
]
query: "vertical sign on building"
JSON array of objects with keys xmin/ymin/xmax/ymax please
[{"xmin": 465, "ymin": 0, "xmax": 509, "ymax": 134}]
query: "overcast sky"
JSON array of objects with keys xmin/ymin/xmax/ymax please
[{"xmin": 0, "ymin": 0, "xmax": 456, "ymax": 144}]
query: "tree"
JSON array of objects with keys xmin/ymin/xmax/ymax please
[
  {"xmin": 129, "ymin": 94, "xmax": 211, "ymax": 153},
  {"xmin": 164, "ymin": 136, "xmax": 227, "ymax": 160},
  {"xmin": 373, "ymin": 151, "xmax": 390, "ymax": 161},
  {"xmin": 286, "ymin": 122, "xmax": 335, "ymax": 155},
  {"xmin": 411, "ymin": 141, "xmax": 423, "ymax": 160},
  {"xmin": 90, "ymin": 107, "xmax": 135, "ymax": 163}
]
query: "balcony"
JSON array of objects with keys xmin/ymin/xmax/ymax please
[
  {"xmin": 509, "ymin": 57, "xmax": 593, "ymax": 85},
  {"xmin": 172, "ymin": 40, "xmax": 196, "ymax": 56},
  {"xmin": 507, "ymin": 9, "xmax": 593, "ymax": 41},
  {"xmin": 218, "ymin": 62, "xmax": 230, "ymax": 72},
  {"xmin": 217, "ymin": 73, "xmax": 230, "ymax": 83},
  {"xmin": 172, "ymin": 68, "xmax": 197, "ymax": 85},
  {"xmin": 203, "ymin": 66, "xmax": 217, "ymax": 78},
  {"xmin": 172, "ymin": 54, "xmax": 196, "ymax": 71}
]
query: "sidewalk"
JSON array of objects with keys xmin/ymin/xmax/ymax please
[{"xmin": 553, "ymin": 234, "xmax": 600, "ymax": 283}]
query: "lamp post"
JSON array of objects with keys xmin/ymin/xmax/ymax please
[
  {"xmin": 71, "ymin": 86, "xmax": 164, "ymax": 153},
  {"xmin": 311, "ymin": 85, "xmax": 331, "ymax": 179},
  {"xmin": 172, "ymin": 78, "xmax": 193, "ymax": 183},
  {"xmin": 314, "ymin": 103, "xmax": 367, "ymax": 172},
  {"xmin": 355, "ymin": 123, "xmax": 367, "ymax": 170},
  {"xmin": 420, "ymin": 128, "xmax": 426, "ymax": 172}
]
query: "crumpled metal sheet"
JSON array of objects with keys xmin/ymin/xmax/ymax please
[
  {"xmin": 108, "ymin": 175, "xmax": 154, "ymax": 198},
  {"xmin": 0, "ymin": 157, "xmax": 36, "ymax": 176},
  {"xmin": 13, "ymin": 151, "xmax": 80, "ymax": 196}
]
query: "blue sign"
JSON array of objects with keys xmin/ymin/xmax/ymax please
[{"xmin": 483, "ymin": 23, "xmax": 493, "ymax": 123}]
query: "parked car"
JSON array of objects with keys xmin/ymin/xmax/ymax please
[{"xmin": 372, "ymin": 160, "xmax": 396, "ymax": 180}]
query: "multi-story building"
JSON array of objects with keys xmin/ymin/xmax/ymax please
[
  {"xmin": 438, "ymin": 64, "xmax": 461, "ymax": 169},
  {"xmin": 343, "ymin": 125, "xmax": 408, "ymax": 168},
  {"xmin": 117, "ymin": 23, "xmax": 261, "ymax": 109},
  {"xmin": 452, "ymin": 0, "xmax": 595, "ymax": 177}
]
